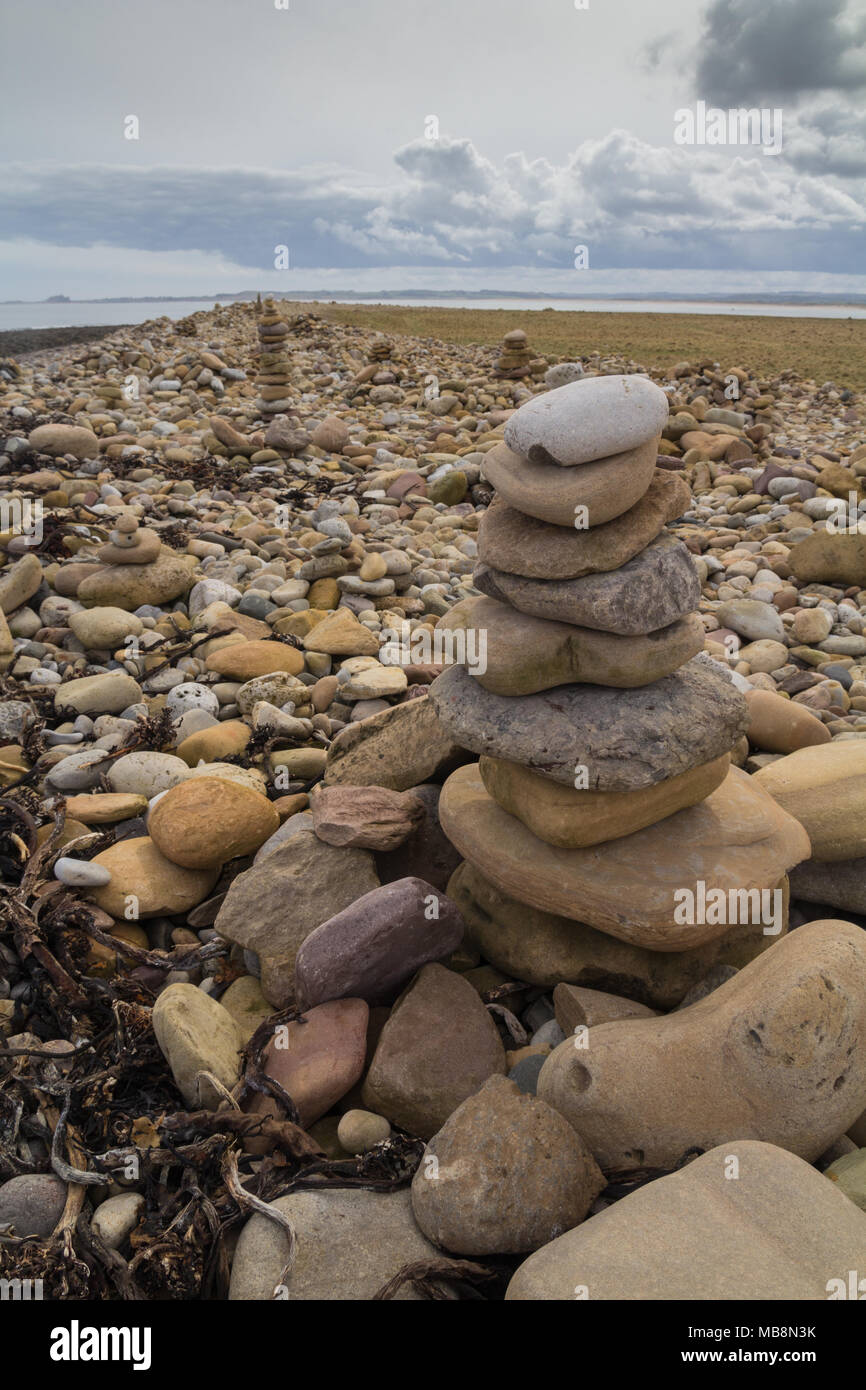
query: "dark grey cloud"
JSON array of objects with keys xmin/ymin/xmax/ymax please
[{"xmin": 694, "ymin": 0, "xmax": 866, "ymax": 106}]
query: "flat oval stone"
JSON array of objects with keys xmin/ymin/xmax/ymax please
[
  {"xmin": 438, "ymin": 763, "xmax": 810, "ymax": 950},
  {"xmin": 428, "ymin": 657, "xmax": 749, "ymax": 791},
  {"xmin": 149, "ymin": 775, "xmax": 280, "ymax": 869},
  {"xmin": 87, "ymin": 836, "xmax": 219, "ymax": 918},
  {"xmin": 474, "ymin": 533, "xmax": 700, "ymax": 636},
  {"xmin": 753, "ymin": 742, "xmax": 866, "ymax": 861},
  {"xmin": 504, "ymin": 374, "xmax": 669, "ymax": 467},
  {"xmin": 481, "ymin": 437, "xmax": 657, "ymax": 528}
]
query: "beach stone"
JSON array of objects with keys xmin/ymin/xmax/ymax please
[
  {"xmin": 825, "ymin": 1149, "xmax": 866, "ymax": 1212},
  {"xmin": 0, "ymin": 1173, "xmax": 67, "ymax": 1238},
  {"xmin": 477, "ymin": 471, "xmax": 691, "ymax": 580},
  {"xmin": 99, "ymin": 527, "xmax": 161, "ymax": 566},
  {"xmin": 553, "ymin": 984, "xmax": 657, "ymax": 1034},
  {"xmin": 0, "ymin": 554, "xmax": 43, "ymax": 614},
  {"xmin": 152, "ymin": 982, "xmax": 242, "ymax": 1110},
  {"xmin": 754, "ymin": 742, "xmax": 866, "ymax": 861},
  {"xmin": 108, "ymin": 750, "xmax": 190, "ymax": 798},
  {"xmin": 410, "ymin": 1075, "xmax": 604, "ymax": 1255},
  {"xmin": 228, "ymin": 1188, "xmax": 438, "ymax": 1301},
  {"xmin": 479, "ymin": 753, "xmax": 730, "ymax": 848},
  {"xmin": 361, "ymin": 962, "xmax": 506, "ymax": 1140},
  {"xmin": 440, "ymin": 596, "xmax": 703, "ymax": 696},
  {"xmin": 248, "ymin": 998, "xmax": 369, "ymax": 1127},
  {"xmin": 428, "ymin": 658, "xmax": 748, "ymax": 791},
  {"xmin": 504, "ymin": 375, "xmax": 669, "ymax": 467},
  {"xmin": 716, "ymin": 599, "xmax": 786, "ymax": 643},
  {"xmin": 206, "ymin": 639, "xmax": 304, "ymax": 680},
  {"xmin": 310, "ymin": 784, "xmax": 425, "ymax": 850},
  {"xmin": 55, "ymin": 672, "xmax": 142, "ymax": 717},
  {"xmin": 439, "ymin": 763, "xmax": 808, "ymax": 950},
  {"xmin": 235, "ymin": 671, "xmax": 307, "ymax": 714},
  {"xmin": 538, "ymin": 920, "xmax": 866, "ymax": 1172},
  {"xmin": 149, "ymin": 776, "xmax": 280, "ymax": 868},
  {"xmin": 375, "ymin": 783, "xmax": 462, "ymax": 892},
  {"xmin": 28, "ymin": 423, "xmax": 99, "ymax": 459},
  {"xmin": 68, "ymin": 607, "xmax": 144, "ymax": 650},
  {"xmin": 324, "ymin": 693, "xmax": 466, "ymax": 790},
  {"xmin": 64, "ymin": 792, "xmax": 148, "ymax": 823},
  {"xmin": 745, "ymin": 688, "xmax": 831, "ymax": 753},
  {"xmin": 214, "ymin": 829, "xmax": 379, "ymax": 1008},
  {"xmin": 219, "ymin": 974, "xmax": 274, "ymax": 1042},
  {"xmin": 790, "ymin": 531, "xmax": 866, "ymax": 587},
  {"xmin": 506, "ymin": 1141, "xmax": 866, "ymax": 1300},
  {"xmin": 77, "ymin": 550, "xmax": 194, "ymax": 610},
  {"xmin": 738, "ymin": 638, "xmax": 788, "ymax": 673},
  {"xmin": 482, "ymin": 437, "xmax": 658, "ymax": 528},
  {"xmin": 301, "ymin": 608, "xmax": 380, "ymax": 657},
  {"xmin": 337, "ymin": 1109, "xmax": 391, "ymax": 1153},
  {"xmin": 311, "ymin": 415, "xmax": 350, "ymax": 452},
  {"xmin": 789, "ymin": 856, "xmax": 866, "ymax": 913},
  {"xmin": 186, "ymin": 761, "xmax": 269, "ymax": 796},
  {"xmin": 294, "ymin": 877, "xmax": 465, "ymax": 1008},
  {"xmin": 54, "ymin": 857, "xmax": 111, "ymax": 888},
  {"xmin": 88, "ymin": 836, "xmax": 219, "ymax": 919},
  {"xmin": 90, "ymin": 1193, "xmax": 144, "ymax": 1250},
  {"xmin": 474, "ymin": 533, "xmax": 699, "ymax": 636},
  {"xmin": 177, "ymin": 720, "xmax": 251, "ymax": 766}
]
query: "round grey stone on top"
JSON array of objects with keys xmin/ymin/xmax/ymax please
[{"xmin": 504, "ymin": 374, "xmax": 669, "ymax": 467}]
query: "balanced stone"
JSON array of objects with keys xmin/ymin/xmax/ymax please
[
  {"xmin": 537, "ymin": 920, "xmax": 866, "ymax": 1171},
  {"xmin": 504, "ymin": 375, "xmax": 669, "ymax": 467},
  {"xmin": 438, "ymin": 595, "xmax": 704, "ymax": 695},
  {"xmin": 478, "ymin": 752, "xmax": 730, "ymax": 848},
  {"xmin": 482, "ymin": 437, "xmax": 658, "ymax": 528},
  {"xmin": 473, "ymin": 532, "xmax": 700, "ymax": 635},
  {"xmin": 438, "ymin": 763, "xmax": 809, "ymax": 950},
  {"xmin": 428, "ymin": 658, "xmax": 749, "ymax": 791},
  {"xmin": 477, "ymin": 471, "xmax": 690, "ymax": 579},
  {"xmin": 505, "ymin": 1141, "xmax": 866, "ymax": 1301},
  {"xmin": 77, "ymin": 550, "xmax": 194, "ymax": 610}
]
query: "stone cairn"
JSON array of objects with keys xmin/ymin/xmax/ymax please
[
  {"xmin": 429, "ymin": 374, "xmax": 811, "ymax": 1018},
  {"xmin": 96, "ymin": 511, "xmax": 161, "ymax": 567},
  {"xmin": 254, "ymin": 298, "xmax": 292, "ymax": 415},
  {"xmin": 493, "ymin": 327, "xmax": 546, "ymax": 380}
]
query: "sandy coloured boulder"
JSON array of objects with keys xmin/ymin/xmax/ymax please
[
  {"xmin": 474, "ymin": 533, "xmax": 700, "ymax": 636},
  {"xmin": 477, "ymin": 471, "xmax": 690, "ymax": 580},
  {"xmin": 301, "ymin": 607, "xmax": 380, "ymax": 656},
  {"xmin": 28, "ymin": 423, "xmax": 99, "ymax": 459},
  {"xmin": 229, "ymin": 1188, "xmax": 439, "ymax": 1301},
  {"xmin": 481, "ymin": 437, "xmax": 658, "ymax": 528},
  {"xmin": 54, "ymin": 671, "xmax": 143, "ymax": 717},
  {"xmin": 479, "ymin": 753, "xmax": 730, "ymax": 848},
  {"xmin": 504, "ymin": 374, "xmax": 669, "ymax": 467},
  {"xmin": 310, "ymin": 783, "xmax": 425, "ymax": 850},
  {"xmin": 745, "ymin": 688, "xmax": 831, "ymax": 753},
  {"xmin": 324, "ymin": 693, "xmax": 467, "ymax": 790},
  {"xmin": 449, "ymin": 861, "xmax": 787, "ymax": 1007},
  {"xmin": 506, "ymin": 1141, "xmax": 866, "ymax": 1300},
  {"xmin": 789, "ymin": 530, "xmax": 866, "ymax": 587},
  {"xmin": 151, "ymin": 983, "xmax": 243, "ymax": 1110},
  {"xmin": 294, "ymin": 877, "xmax": 465, "ymax": 1008},
  {"xmin": 410, "ymin": 1075, "xmax": 604, "ymax": 1255},
  {"xmin": 205, "ymin": 639, "xmax": 304, "ymax": 680},
  {"xmin": 428, "ymin": 658, "xmax": 748, "ymax": 791},
  {"xmin": 87, "ymin": 836, "xmax": 219, "ymax": 919},
  {"xmin": 149, "ymin": 776, "xmax": 280, "ymax": 868},
  {"xmin": 0, "ymin": 553, "xmax": 43, "ymax": 614},
  {"xmin": 214, "ymin": 829, "xmax": 379, "ymax": 1008},
  {"xmin": 753, "ymin": 742, "xmax": 866, "ymax": 861},
  {"xmin": 439, "ymin": 763, "xmax": 809, "ymax": 949},
  {"xmin": 362, "ymin": 963, "xmax": 507, "ymax": 1140},
  {"xmin": 538, "ymin": 920, "xmax": 866, "ymax": 1172},
  {"xmin": 77, "ymin": 549, "xmax": 194, "ymax": 609},
  {"xmin": 438, "ymin": 595, "xmax": 704, "ymax": 695},
  {"xmin": 69, "ymin": 606, "xmax": 144, "ymax": 651},
  {"xmin": 177, "ymin": 719, "xmax": 251, "ymax": 766}
]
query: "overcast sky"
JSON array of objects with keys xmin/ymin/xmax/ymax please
[{"xmin": 2, "ymin": 0, "xmax": 865, "ymax": 298}]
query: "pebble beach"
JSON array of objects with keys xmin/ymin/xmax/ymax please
[{"xmin": 2, "ymin": 298, "xmax": 866, "ymax": 1303}]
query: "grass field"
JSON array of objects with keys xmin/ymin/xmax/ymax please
[{"xmin": 308, "ymin": 303, "xmax": 866, "ymax": 392}]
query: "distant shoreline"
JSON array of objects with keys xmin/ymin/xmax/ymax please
[{"xmin": 4, "ymin": 290, "xmax": 866, "ymax": 309}]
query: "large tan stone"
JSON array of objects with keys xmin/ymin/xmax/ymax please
[
  {"xmin": 176, "ymin": 720, "xmax": 251, "ymax": 766},
  {"xmin": 438, "ymin": 595, "xmax": 703, "ymax": 695},
  {"xmin": 88, "ymin": 837, "xmax": 219, "ymax": 919},
  {"xmin": 77, "ymin": 549, "xmax": 194, "ymax": 610},
  {"xmin": 440, "ymin": 763, "xmax": 809, "ymax": 950},
  {"xmin": 753, "ymin": 742, "xmax": 866, "ymax": 861},
  {"xmin": 506, "ymin": 1141, "xmax": 866, "ymax": 1300},
  {"xmin": 745, "ymin": 688, "xmax": 831, "ymax": 753},
  {"xmin": 324, "ymin": 693, "xmax": 467, "ymax": 791},
  {"xmin": 205, "ymin": 639, "xmax": 304, "ymax": 680},
  {"xmin": 149, "ymin": 776, "xmax": 280, "ymax": 868},
  {"xmin": 361, "ymin": 963, "xmax": 506, "ymax": 1140},
  {"xmin": 410, "ymin": 1075, "xmax": 604, "ymax": 1255},
  {"xmin": 479, "ymin": 753, "xmax": 729, "ymax": 848},
  {"xmin": 538, "ymin": 920, "xmax": 866, "ymax": 1172},
  {"xmin": 481, "ymin": 437, "xmax": 658, "ymax": 528},
  {"xmin": 477, "ymin": 471, "xmax": 691, "ymax": 580},
  {"xmin": 448, "ymin": 862, "xmax": 788, "ymax": 1009},
  {"xmin": 151, "ymin": 983, "xmax": 242, "ymax": 1111},
  {"xmin": 790, "ymin": 530, "xmax": 866, "ymax": 587},
  {"xmin": 301, "ymin": 608, "xmax": 380, "ymax": 656}
]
